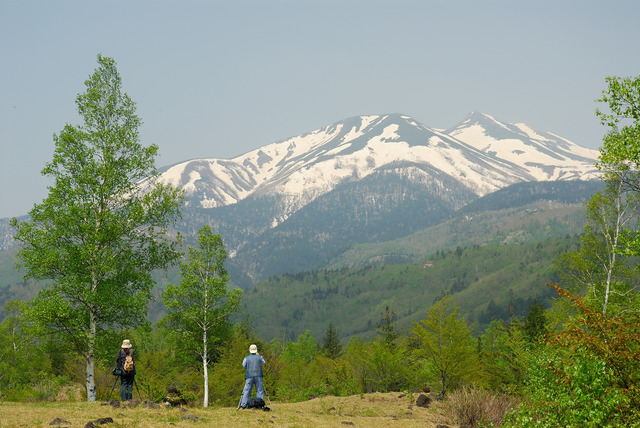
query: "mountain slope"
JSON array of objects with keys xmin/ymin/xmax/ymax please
[
  {"xmin": 322, "ymin": 180, "xmax": 603, "ymax": 270},
  {"xmin": 159, "ymin": 113, "xmax": 599, "ymax": 217},
  {"xmin": 151, "ymin": 112, "xmax": 600, "ymax": 286},
  {"xmin": 445, "ymin": 111, "xmax": 599, "ymax": 181},
  {"xmin": 2, "ymin": 112, "xmax": 601, "ymax": 289},
  {"xmin": 242, "ymin": 235, "xmax": 577, "ymax": 342}
]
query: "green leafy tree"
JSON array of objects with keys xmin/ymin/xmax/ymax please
[
  {"xmin": 412, "ymin": 295, "xmax": 479, "ymax": 396},
  {"xmin": 596, "ymin": 76, "xmax": 640, "ymax": 176},
  {"xmin": 160, "ymin": 225, "xmax": 242, "ymax": 407},
  {"xmin": 320, "ymin": 322, "xmax": 343, "ymax": 359},
  {"xmin": 281, "ymin": 330, "xmax": 319, "ymax": 364},
  {"xmin": 556, "ymin": 176, "xmax": 640, "ymax": 315},
  {"xmin": 596, "ymin": 76, "xmax": 640, "ymax": 259},
  {"xmin": 0, "ymin": 301, "xmax": 53, "ymax": 399},
  {"xmin": 362, "ymin": 338, "xmax": 409, "ymax": 392},
  {"xmin": 275, "ymin": 330, "xmax": 323, "ymax": 400},
  {"xmin": 478, "ymin": 318, "xmax": 529, "ymax": 393},
  {"xmin": 504, "ymin": 284, "xmax": 640, "ymax": 427},
  {"xmin": 10, "ymin": 55, "xmax": 184, "ymax": 401}
]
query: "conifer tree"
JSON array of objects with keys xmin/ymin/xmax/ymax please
[
  {"xmin": 321, "ymin": 322, "xmax": 343, "ymax": 359},
  {"xmin": 374, "ymin": 305, "xmax": 399, "ymax": 347},
  {"xmin": 523, "ymin": 298, "xmax": 547, "ymax": 342}
]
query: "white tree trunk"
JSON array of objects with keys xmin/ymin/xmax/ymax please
[
  {"xmin": 203, "ymin": 326, "xmax": 208, "ymax": 407},
  {"xmin": 86, "ymin": 311, "xmax": 97, "ymax": 401}
]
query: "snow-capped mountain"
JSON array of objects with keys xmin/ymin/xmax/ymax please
[
  {"xmin": 0, "ymin": 112, "xmax": 603, "ymax": 288},
  {"xmin": 150, "ymin": 112, "xmax": 600, "ymax": 286},
  {"xmin": 160, "ymin": 113, "xmax": 598, "ymax": 210},
  {"xmin": 158, "ymin": 112, "xmax": 599, "ymax": 214},
  {"xmin": 445, "ymin": 111, "xmax": 599, "ymax": 181}
]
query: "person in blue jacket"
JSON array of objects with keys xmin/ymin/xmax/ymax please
[{"xmin": 239, "ymin": 344, "xmax": 265, "ymax": 408}]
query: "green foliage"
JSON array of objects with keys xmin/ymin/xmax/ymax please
[
  {"xmin": 595, "ymin": 76, "xmax": 640, "ymax": 267},
  {"xmin": 160, "ymin": 225, "xmax": 242, "ymax": 406},
  {"xmin": 208, "ymin": 325, "xmax": 272, "ymax": 406},
  {"xmin": 275, "ymin": 358, "xmax": 326, "ymax": 401},
  {"xmin": 281, "ymin": 330, "xmax": 319, "ymax": 364},
  {"xmin": 412, "ymin": 295, "xmax": 479, "ymax": 396},
  {"xmin": 320, "ymin": 322, "xmax": 343, "ymax": 359},
  {"xmin": 477, "ymin": 319, "xmax": 529, "ymax": 394},
  {"xmin": 504, "ymin": 346, "xmax": 634, "ymax": 428},
  {"xmin": 596, "ymin": 75, "xmax": 640, "ymax": 172},
  {"xmin": 556, "ymin": 176, "xmax": 640, "ymax": 316},
  {"xmin": 373, "ymin": 305, "xmax": 400, "ymax": 346},
  {"xmin": 523, "ymin": 298, "xmax": 547, "ymax": 343},
  {"xmin": 352, "ymin": 338, "xmax": 410, "ymax": 393},
  {"xmin": 505, "ymin": 285, "xmax": 640, "ymax": 427},
  {"xmin": 99, "ymin": 326, "xmax": 191, "ymax": 403},
  {"xmin": 161, "ymin": 225, "xmax": 242, "ymax": 363},
  {"xmin": 274, "ymin": 330, "xmax": 323, "ymax": 401},
  {"xmin": 9, "ymin": 55, "xmax": 184, "ymax": 401},
  {"xmin": 0, "ymin": 301, "xmax": 53, "ymax": 399},
  {"xmin": 243, "ymin": 236, "xmax": 574, "ymax": 343},
  {"xmin": 313, "ymin": 354, "xmax": 360, "ymax": 397}
]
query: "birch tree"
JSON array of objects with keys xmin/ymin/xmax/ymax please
[
  {"xmin": 161, "ymin": 225, "xmax": 242, "ymax": 407},
  {"xmin": 10, "ymin": 55, "xmax": 184, "ymax": 401},
  {"xmin": 556, "ymin": 175, "xmax": 640, "ymax": 315},
  {"xmin": 557, "ymin": 76, "xmax": 640, "ymax": 315}
]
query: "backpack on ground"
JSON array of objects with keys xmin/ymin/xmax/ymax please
[
  {"xmin": 123, "ymin": 354, "xmax": 134, "ymax": 372},
  {"xmin": 246, "ymin": 397, "xmax": 269, "ymax": 411}
]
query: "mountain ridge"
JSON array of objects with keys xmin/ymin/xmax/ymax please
[
  {"xmin": 2, "ymin": 112, "xmax": 601, "ymax": 287},
  {"xmin": 155, "ymin": 112, "xmax": 598, "ymax": 240}
]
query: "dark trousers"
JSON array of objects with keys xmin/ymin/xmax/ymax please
[{"xmin": 120, "ymin": 374, "xmax": 134, "ymax": 401}]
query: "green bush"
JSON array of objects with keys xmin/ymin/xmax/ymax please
[{"xmin": 503, "ymin": 346, "xmax": 635, "ymax": 427}]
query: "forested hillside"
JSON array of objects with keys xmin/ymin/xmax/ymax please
[
  {"xmin": 242, "ymin": 235, "xmax": 578, "ymax": 341},
  {"xmin": 325, "ymin": 199, "xmax": 589, "ymax": 269}
]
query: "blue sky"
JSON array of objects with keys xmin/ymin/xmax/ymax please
[{"xmin": 1, "ymin": 0, "xmax": 639, "ymax": 218}]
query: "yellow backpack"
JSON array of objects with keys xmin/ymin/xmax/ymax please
[{"xmin": 123, "ymin": 353, "xmax": 134, "ymax": 372}]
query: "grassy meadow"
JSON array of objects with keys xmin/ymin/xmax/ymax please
[{"xmin": 0, "ymin": 392, "xmax": 453, "ymax": 428}]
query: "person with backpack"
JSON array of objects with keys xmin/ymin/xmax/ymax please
[
  {"xmin": 239, "ymin": 344, "xmax": 265, "ymax": 409},
  {"xmin": 115, "ymin": 339, "xmax": 136, "ymax": 401}
]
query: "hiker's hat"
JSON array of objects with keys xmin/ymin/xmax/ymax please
[
  {"xmin": 121, "ymin": 339, "xmax": 132, "ymax": 349},
  {"xmin": 249, "ymin": 344, "xmax": 258, "ymax": 354}
]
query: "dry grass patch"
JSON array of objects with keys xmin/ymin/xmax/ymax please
[
  {"xmin": 444, "ymin": 387, "xmax": 520, "ymax": 427},
  {"xmin": 0, "ymin": 392, "xmax": 454, "ymax": 427}
]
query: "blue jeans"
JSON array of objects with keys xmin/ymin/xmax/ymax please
[
  {"xmin": 240, "ymin": 376, "xmax": 263, "ymax": 407},
  {"xmin": 120, "ymin": 375, "xmax": 134, "ymax": 401}
]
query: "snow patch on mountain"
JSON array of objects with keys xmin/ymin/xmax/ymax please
[
  {"xmin": 445, "ymin": 111, "xmax": 600, "ymax": 182},
  {"xmin": 155, "ymin": 112, "xmax": 599, "ymax": 218}
]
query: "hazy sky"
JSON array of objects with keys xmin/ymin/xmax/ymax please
[{"xmin": 1, "ymin": 0, "xmax": 639, "ymax": 218}]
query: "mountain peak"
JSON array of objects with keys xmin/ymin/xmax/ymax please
[
  {"xmin": 155, "ymin": 111, "xmax": 599, "ymax": 214},
  {"xmin": 445, "ymin": 112, "xmax": 599, "ymax": 181}
]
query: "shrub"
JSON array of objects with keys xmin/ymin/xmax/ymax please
[
  {"xmin": 503, "ymin": 346, "xmax": 635, "ymax": 427},
  {"xmin": 444, "ymin": 387, "xmax": 519, "ymax": 427},
  {"xmin": 503, "ymin": 284, "xmax": 640, "ymax": 427}
]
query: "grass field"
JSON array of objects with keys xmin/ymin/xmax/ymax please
[{"xmin": 0, "ymin": 392, "xmax": 453, "ymax": 427}]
